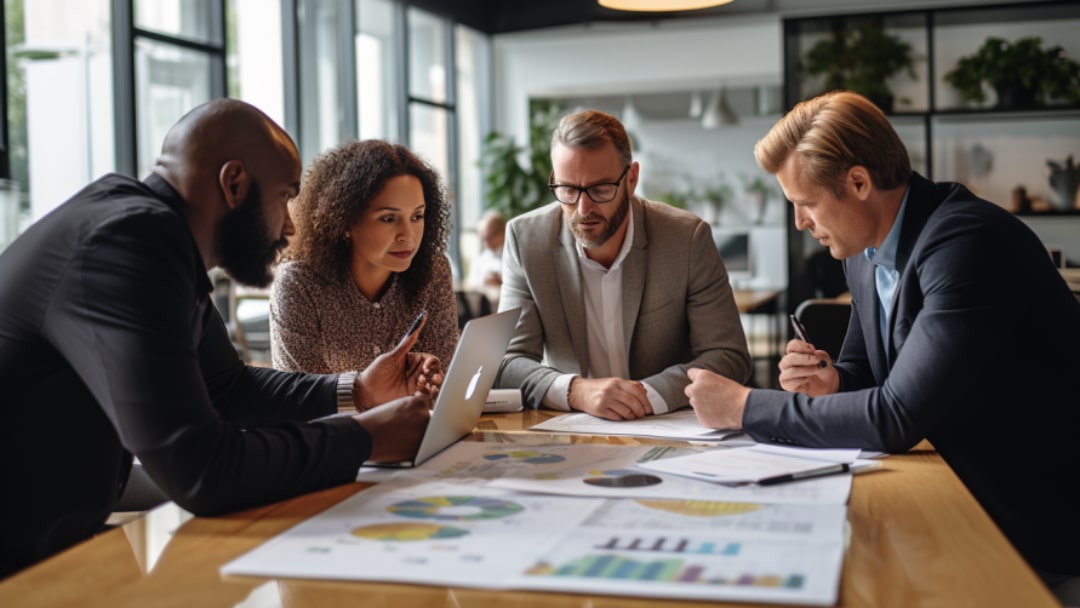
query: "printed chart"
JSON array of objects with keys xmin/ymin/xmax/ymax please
[
  {"xmin": 521, "ymin": 527, "xmax": 841, "ymax": 604},
  {"xmin": 362, "ymin": 442, "xmax": 853, "ymax": 505},
  {"xmin": 388, "ymin": 495, "xmax": 526, "ymax": 521},
  {"xmin": 222, "ymin": 478, "xmax": 846, "ymax": 605}
]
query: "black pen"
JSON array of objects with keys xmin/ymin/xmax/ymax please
[
  {"xmin": 400, "ymin": 310, "xmax": 427, "ymax": 344},
  {"xmin": 757, "ymin": 463, "xmax": 850, "ymax": 486},
  {"xmin": 790, "ymin": 314, "xmax": 828, "ymax": 368},
  {"xmin": 789, "ymin": 313, "xmax": 811, "ymax": 343}
]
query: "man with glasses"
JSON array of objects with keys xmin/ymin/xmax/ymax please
[{"xmin": 495, "ymin": 109, "xmax": 751, "ymax": 420}]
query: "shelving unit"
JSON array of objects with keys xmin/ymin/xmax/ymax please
[{"xmin": 780, "ymin": 0, "xmax": 1080, "ymax": 310}]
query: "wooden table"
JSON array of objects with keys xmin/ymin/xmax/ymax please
[
  {"xmin": 733, "ymin": 289, "xmax": 781, "ymax": 315},
  {"xmin": 0, "ymin": 410, "xmax": 1056, "ymax": 607}
]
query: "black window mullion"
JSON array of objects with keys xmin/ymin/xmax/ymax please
[
  {"xmin": 132, "ymin": 28, "xmax": 224, "ymax": 55},
  {"xmin": 211, "ymin": 0, "xmax": 226, "ymax": 98},
  {"xmin": 337, "ymin": 0, "xmax": 358, "ymax": 141},
  {"xmin": 0, "ymin": 1, "xmax": 10, "ymax": 180},
  {"xmin": 443, "ymin": 19, "xmax": 460, "ymax": 272},
  {"xmin": 112, "ymin": 0, "xmax": 137, "ymax": 178},
  {"xmin": 394, "ymin": 1, "xmax": 408, "ymax": 142},
  {"xmin": 282, "ymin": 0, "xmax": 301, "ymax": 141}
]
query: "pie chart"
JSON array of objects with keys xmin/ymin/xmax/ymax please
[
  {"xmin": 388, "ymin": 495, "xmax": 525, "ymax": 521},
  {"xmin": 350, "ymin": 522, "xmax": 470, "ymax": 541}
]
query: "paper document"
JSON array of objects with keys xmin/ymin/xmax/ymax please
[
  {"xmin": 358, "ymin": 441, "xmax": 857, "ymax": 505},
  {"xmin": 530, "ymin": 408, "xmax": 744, "ymax": 441},
  {"xmin": 222, "ymin": 478, "xmax": 847, "ymax": 606},
  {"xmin": 637, "ymin": 445, "xmax": 879, "ymax": 486}
]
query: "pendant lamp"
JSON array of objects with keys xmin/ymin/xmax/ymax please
[{"xmin": 599, "ymin": 0, "xmax": 734, "ymax": 12}]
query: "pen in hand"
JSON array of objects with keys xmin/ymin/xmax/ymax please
[
  {"xmin": 790, "ymin": 314, "xmax": 828, "ymax": 368},
  {"xmin": 399, "ymin": 310, "xmax": 427, "ymax": 347}
]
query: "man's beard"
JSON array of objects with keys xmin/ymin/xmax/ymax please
[
  {"xmin": 217, "ymin": 182, "xmax": 288, "ymax": 288},
  {"xmin": 568, "ymin": 189, "xmax": 630, "ymax": 249}
]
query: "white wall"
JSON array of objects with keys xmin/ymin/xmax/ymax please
[
  {"xmin": 491, "ymin": 4, "xmax": 1080, "ymax": 278},
  {"xmin": 633, "ymin": 116, "xmax": 787, "ymax": 289},
  {"xmin": 491, "ymin": 15, "xmax": 788, "ymax": 289},
  {"xmin": 492, "ymin": 15, "xmax": 782, "ymax": 144}
]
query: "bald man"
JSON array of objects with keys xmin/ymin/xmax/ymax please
[{"xmin": 0, "ymin": 99, "xmax": 435, "ymax": 577}]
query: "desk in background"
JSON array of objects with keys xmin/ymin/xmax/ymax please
[
  {"xmin": 0, "ymin": 410, "xmax": 1056, "ymax": 608},
  {"xmin": 734, "ymin": 289, "xmax": 783, "ymax": 388}
]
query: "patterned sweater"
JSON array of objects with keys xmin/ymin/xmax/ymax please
[{"xmin": 269, "ymin": 256, "xmax": 459, "ymax": 373}]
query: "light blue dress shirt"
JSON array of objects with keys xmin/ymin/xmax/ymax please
[{"xmin": 864, "ymin": 189, "xmax": 910, "ymax": 347}]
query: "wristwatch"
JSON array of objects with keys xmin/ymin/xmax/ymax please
[{"xmin": 336, "ymin": 371, "xmax": 358, "ymax": 409}]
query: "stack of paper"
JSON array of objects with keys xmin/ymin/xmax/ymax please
[{"xmin": 529, "ymin": 408, "xmax": 747, "ymax": 442}]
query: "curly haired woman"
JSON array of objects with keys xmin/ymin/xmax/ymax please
[{"xmin": 270, "ymin": 140, "xmax": 458, "ymax": 377}]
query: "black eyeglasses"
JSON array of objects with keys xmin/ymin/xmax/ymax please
[{"xmin": 548, "ymin": 165, "xmax": 630, "ymax": 205}]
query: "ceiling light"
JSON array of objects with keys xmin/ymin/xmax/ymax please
[
  {"xmin": 689, "ymin": 92, "xmax": 703, "ymax": 118},
  {"xmin": 599, "ymin": 0, "xmax": 734, "ymax": 12},
  {"xmin": 622, "ymin": 97, "xmax": 642, "ymax": 131},
  {"xmin": 701, "ymin": 85, "xmax": 737, "ymax": 129}
]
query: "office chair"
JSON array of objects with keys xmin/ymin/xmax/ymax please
[
  {"xmin": 793, "ymin": 298, "xmax": 852, "ymax": 361},
  {"xmin": 456, "ymin": 290, "xmax": 493, "ymax": 329}
]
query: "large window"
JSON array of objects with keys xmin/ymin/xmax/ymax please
[
  {"xmin": 227, "ymin": 0, "xmax": 284, "ymax": 126},
  {"xmin": 454, "ymin": 24, "xmax": 491, "ymax": 268},
  {"xmin": 136, "ymin": 0, "xmax": 217, "ymax": 41},
  {"xmin": 296, "ymin": 0, "xmax": 347, "ymax": 162},
  {"xmin": 123, "ymin": 0, "xmax": 225, "ymax": 178},
  {"xmin": 356, "ymin": 0, "xmax": 398, "ymax": 142},
  {"xmin": 3, "ymin": 0, "xmax": 113, "ymax": 240},
  {"xmin": 134, "ymin": 39, "xmax": 215, "ymax": 176},
  {"xmin": 1, "ymin": 0, "xmax": 492, "ymax": 267},
  {"xmin": 407, "ymin": 6, "xmax": 457, "ymax": 271}
]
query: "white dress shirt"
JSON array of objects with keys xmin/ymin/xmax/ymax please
[{"xmin": 542, "ymin": 207, "xmax": 670, "ymax": 414}]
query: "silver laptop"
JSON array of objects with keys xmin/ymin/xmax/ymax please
[{"xmin": 365, "ymin": 307, "xmax": 520, "ymax": 468}]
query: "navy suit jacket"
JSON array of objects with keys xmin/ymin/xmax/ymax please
[{"xmin": 744, "ymin": 173, "xmax": 1080, "ymax": 574}]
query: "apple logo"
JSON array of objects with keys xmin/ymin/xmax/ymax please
[{"xmin": 464, "ymin": 365, "xmax": 484, "ymax": 400}]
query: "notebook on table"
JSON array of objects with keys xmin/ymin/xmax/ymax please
[{"xmin": 364, "ymin": 307, "xmax": 520, "ymax": 468}]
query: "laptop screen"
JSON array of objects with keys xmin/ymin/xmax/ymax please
[{"xmin": 369, "ymin": 307, "xmax": 521, "ymax": 468}]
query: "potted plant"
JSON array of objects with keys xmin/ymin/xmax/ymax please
[
  {"xmin": 801, "ymin": 18, "xmax": 916, "ymax": 113},
  {"xmin": 478, "ymin": 101, "xmax": 562, "ymax": 218},
  {"xmin": 742, "ymin": 175, "xmax": 776, "ymax": 224},
  {"xmin": 944, "ymin": 36, "xmax": 1080, "ymax": 109},
  {"xmin": 654, "ymin": 189, "xmax": 690, "ymax": 210},
  {"xmin": 701, "ymin": 180, "xmax": 732, "ymax": 212}
]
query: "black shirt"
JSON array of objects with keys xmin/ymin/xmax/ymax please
[{"xmin": 0, "ymin": 173, "xmax": 371, "ymax": 577}]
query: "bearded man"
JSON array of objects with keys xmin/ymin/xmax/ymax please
[
  {"xmin": 494, "ymin": 109, "xmax": 750, "ymax": 420},
  {"xmin": 0, "ymin": 99, "xmax": 438, "ymax": 577}
]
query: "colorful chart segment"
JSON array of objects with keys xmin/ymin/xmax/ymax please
[
  {"xmin": 483, "ymin": 450, "xmax": 566, "ymax": 464},
  {"xmin": 596, "ymin": 536, "xmax": 740, "ymax": 556},
  {"xmin": 350, "ymin": 523, "xmax": 469, "ymax": 541},
  {"xmin": 583, "ymin": 469, "xmax": 663, "ymax": 488},
  {"xmin": 633, "ymin": 500, "xmax": 762, "ymax": 517},
  {"xmin": 525, "ymin": 554, "xmax": 804, "ymax": 589},
  {"xmin": 388, "ymin": 496, "xmax": 525, "ymax": 521}
]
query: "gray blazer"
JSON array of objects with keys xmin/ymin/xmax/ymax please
[{"xmin": 496, "ymin": 195, "xmax": 752, "ymax": 409}]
